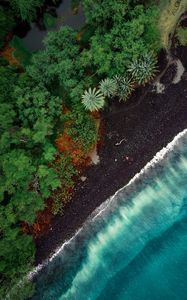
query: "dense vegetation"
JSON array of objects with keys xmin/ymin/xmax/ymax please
[
  {"xmin": 0, "ymin": 0, "xmax": 163, "ymax": 298},
  {"xmin": 177, "ymin": 26, "xmax": 187, "ymax": 46}
]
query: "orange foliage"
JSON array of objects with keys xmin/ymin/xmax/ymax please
[
  {"xmin": 90, "ymin": 110, "xmax": 100, "ymax": 119},
  {"xmin": 56, "ymin": 132, "xmax": 87, "ymax": 167},
  {"xmin": 21, "ymin": 200, "xmax": 54, "ymax": 238},
  {"xmin": 1, "ymin": 44, "xmax": 19, "ymax": 65},
  {"xmin": 21, "ymin": 109, "xmax": 100, "ymax": 238},
  {"xmin": 76, "ymin": 31, "xmax": 82, "ymax": 42},
  {"xmin": 56, "ymin": 132, "xmax": 76, "ymax": 153}
]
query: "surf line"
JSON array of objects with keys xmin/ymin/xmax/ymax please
[{"xmin": 28, "ymin": 128, "xmax": 187, "ymax": 280}]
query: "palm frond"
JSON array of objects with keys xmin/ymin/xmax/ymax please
[
  {"xmin": 128, "ymin": 53, "xmax": 157, "ymax": 85},
  {"xmin": 99, "ymin": 78, "xmax": 117, "ymax": 97},
  {"xmin": 114, "ymin": 75, "xmax": 134, "ymax": 101},
  {"xmin": 81, "ymin": 88, "xmax": 105, "ymax": 111}
]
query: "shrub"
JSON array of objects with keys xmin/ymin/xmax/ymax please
[
  {"xmin": 43, "ymin": 13, "xmax": 57, "ymax": 29},
  {"xmin": 67, "ymin": 104, "xmax": 97, "ymax": 152},
  {"xmin": 176, "ymin": 27, "xmax": 187, "ymax": 46},
  {"xmin": 10, "ymin": 36, "xmax": 32, "ymax": 66}
]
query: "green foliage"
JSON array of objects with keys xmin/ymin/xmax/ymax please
[
  {"xmin": 14, "ymin": 83, "xmax": 62, "ymax": 127},
  {"xmin": 0, "ymin": 0, "xmax": 162, "ymax": 296},
  {"xmin": 42, "ymin": 143, "xmax": 57, "ymax": 162},
  {"xmin": 0, "ymin": 64, "xmax": 18, "ymax": 104},
  {"xmin": 82, "ymin": 87, "xmax": 105, "ymax": 111},
  {"xmin": 4, "ymin": 278, "xmax": 35, "ymax": 300},
  {"xmin": 10, "ymin": 36, "xmax": 32, "ymax": 66},
  {"xmin": 52, "ymin": 154, "xmax": 77, "ymax": 215},
  {"xmin": 81, "ymin": 2, "xmax": 161, "ymax": 76},
  {"xmin": 114, "ymin": 75, "xmax": 134, "ymax": 101},
  {"xmin": 0, "ymin": 5, "xmax": 15, "ymax": 49},
  {"xmin": 0, "ymin": 227, "xmax": 35, "ymax": 298},
  {"xmin": 28, "ymin": 27, "xmax": 80, "ymax": 89},
  {"xmin": 128, "ymin": 52, "xmax": 157, "ymax": 85},
  {"xmin": 79, "ymin": 26, "xmax": 95, "ymax": 46},
  {"xmin": 0, "ymin": 102, "xmax": 16, "ymax": 131},
  {"xmin": 99, "ymin": 78, "xmax": 117, "ymax": 97},
  {"xmin": 67, "ymin": 104, "xmax": 97, "ymax": 151},
  {"xmin": 0, "ymin": 59, "xmax": 63, "ymax": 296},
  {"xmin": 176, "ymin": 26, "xmax": 187, "ymax": 46},
  {"xmin": 37, "ymin": 165, "xmax": 61, "ymax": 198},
  {"xmin": 55, "ymin": 154, "xmax": 77, "ymax": 188},
  {"xmin": 0, "ymin": 149, "xmax": 36, "ymax": 196},
  {"xmin": 43, "ymin": 13, "xmax": 57, "ymax": 29},
  {"xmin": 9, "ymin": 0, "xmax": 45, "ymax": 21},
  {"xmin": 82, "ymin": 0, "xmax": 130, "ymax": 26}
]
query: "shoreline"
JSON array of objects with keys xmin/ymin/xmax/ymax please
[
  {"xmin": 30, "ymin": 127, "xmax": 187, "ymax": 279},
  {"xmin": 35, "ymin": 45, "xmax": 187, "ymax": 265}
]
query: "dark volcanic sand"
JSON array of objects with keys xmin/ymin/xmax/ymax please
[{"xmin": 35, "ymin": 46, "xmax": 187, "ymax": 264}]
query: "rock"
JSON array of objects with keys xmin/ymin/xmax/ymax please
[{"xmin": 80, "ymin": 176, "xmax": 87, "ymax": 182}]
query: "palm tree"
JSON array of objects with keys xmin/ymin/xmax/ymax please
[
  {"xmin": 128, "ymin": 53, "xmax": 157, "ymax": 85},
  {"xmin": 81, "ymin": 88, "xmax": 105, "ymax": 111},
  {"xmin": 114, "ymin": 75, "xmax": 134, "ymax": 101},
  {"xmin": 99, "ymin": 78, "xmax": 117, "ymax": 97}
]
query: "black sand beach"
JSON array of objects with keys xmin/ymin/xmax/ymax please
[{"xmin": 35, "ymin": 45, "xmax": 187, "ymax": 264}]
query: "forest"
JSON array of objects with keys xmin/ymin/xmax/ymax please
[{"xmin": 0, "ymin": 0, "xmax": 177, "ymax": 298}]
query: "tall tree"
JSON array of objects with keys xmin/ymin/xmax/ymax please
[{"xmin": 9, "ymin": 0, "xmax": 44, "ymax": 20}]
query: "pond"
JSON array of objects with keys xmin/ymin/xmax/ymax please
[{"xmin": 16, "ymin": 0, "xmax": 85, "ymax": 52}]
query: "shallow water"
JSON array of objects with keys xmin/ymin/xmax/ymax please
[
  {"xmin": 21, "ymin": 0, "xmax": 85, "ymax": 51},
  {"xmin": 31, "ymin": 130, "xmax": 187, "ymax": 300}
]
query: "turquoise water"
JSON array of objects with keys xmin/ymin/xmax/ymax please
[{"xmin": 31, "ymin": 131, "xmax": 187, "ymax": 300}]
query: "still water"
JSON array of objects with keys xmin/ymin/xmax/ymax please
[{"xmin": 21, "ymin": 0, "xmax": 85, "ymax": 51}]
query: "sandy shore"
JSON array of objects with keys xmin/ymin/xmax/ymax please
[{"xmin": 35, "ymin": 45, "xmax": 187, "ymax": 264}]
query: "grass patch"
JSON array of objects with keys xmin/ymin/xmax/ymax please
[
  {"xmin": 176, "ymin": 26, "xmax": 187, "ymax": 45},
  {"xmin": 10, "ymin": 36, "xmax": 32, "ymax": 67},
  {"xmin": 43, "ymin": 13, "xmax": 57, "ymax": 29},
  {"xmin": 158, "ymin": 0, "xmax": 187, "ymax": 49}
]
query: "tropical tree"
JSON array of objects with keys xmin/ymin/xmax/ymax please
[
  {"xmin": 9, "ymin": 0, "xmax": 44, "ymax": 21},
  {"xmin": 0, "ymin": 6, "xmax": 15, "ymax": 48},
  {"xmin": 81, "ymin": 87, "xmax": 105, "ymax": 111},
  {"xmin": 128, "ymin": 53, "xmax": 157, "ymax": 85},
  {"xmin": 99, "ymin": 78, "xmax": 117, "ymax": 97},
  {"xmin": 114, "ymin": 75, "xmax": 134, "ymax": 102}
]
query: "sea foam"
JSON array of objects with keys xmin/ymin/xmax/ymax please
[{"xmin": 28, "ymin": 128, "xmax": 187, "ymax": 280}]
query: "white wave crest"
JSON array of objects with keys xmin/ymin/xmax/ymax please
[{"xmin": 28, "ymin": 128, "xmax": 187, "ymax": 280}]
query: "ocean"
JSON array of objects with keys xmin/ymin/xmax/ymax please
[{"xmin": 30, "ymin": 129, "xmax": 187, "ymax": 300}]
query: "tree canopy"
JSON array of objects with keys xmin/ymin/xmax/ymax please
[{"xmin": 0, "ymin": 0, "xmax": 162, "ymax": 298}]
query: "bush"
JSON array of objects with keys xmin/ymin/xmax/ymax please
[
  {"xmin": 10, "ymin": 36, "xmax": 32, "ymax": 66},
  {"xmin": 176, "ymin": 27, "xmax": 187, "ymax": 46},
  {"xmin": 67, "ymin": 105, "xmax": 97, "ymax": 152},
  {"xmin": 43, "ymin": 13, "xmax": 57, "ymax": 29},
  {"xmin": 0, "ymin": 6, "xmax": 15, "ymax": 49}
]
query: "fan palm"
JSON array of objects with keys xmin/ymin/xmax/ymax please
[
  {"xmin": 99, "ymin": 78, "xmax": 117, "ymax": 97},
  {"xmin": 114, "ymin": 75, "xmax": 134, "ymax": 101},
  {"xmin": 81, "ymin": 87, "xmax": 105, "ymax": 111},
  {"xmin": 128, "ymin": 53, "xmax": 157, "ymax": 85}
]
